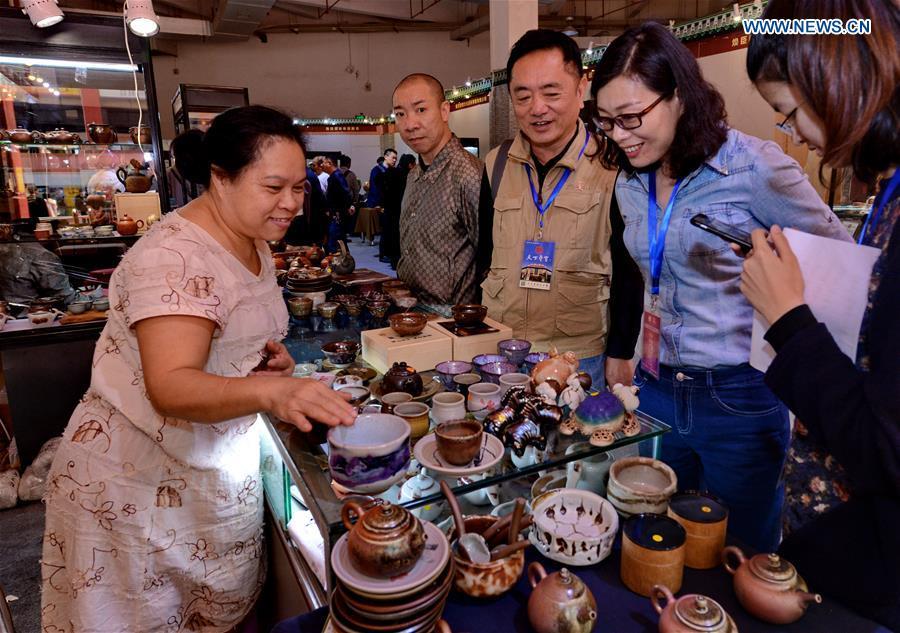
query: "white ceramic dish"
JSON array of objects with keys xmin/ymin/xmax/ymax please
[
  {"xmin": 413, "ymin": 432, "xmax": 504, "ymax": 477},
  {"xmin": 331, "ymin": 520, "xmax": 449, "ymax": 597},
  {"xmin": 529, "ymin": 488, "xmax": 619, "ymax": 566}
]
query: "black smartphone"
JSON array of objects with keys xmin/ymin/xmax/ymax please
[{"xmin": 689, "ymin": 213, "xmax": 754, "ymax": 253}]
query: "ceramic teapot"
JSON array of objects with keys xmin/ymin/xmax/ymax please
[
  {"xmin": 527, "ymin": 563, "xmax": 597, "ymax": 633},
  {"xmin": 400, "ymin": 467, "xmax": 444, "ymax": 522},
  {"xmin": 45, "ymin": 128, "xmax": 81, "ymax": 144},
  {"xmin": 723, "ymin": 547, "xmax": 822, "ymax": 624},
  {"xmin": 382, "ymin": 362, "xmax": 424, "ymax": 397},
  {"xmin": 117, "ymin": 160, "xmax": 155, "ymax": 193},
  {"xmin": 87, "ymin": 122, "xmax": 117, "ymax": 144},
  {"xmin": 116, "ymin": 214, "xmax": 144, "ymax": 236},
  {"xmin": 129, "ymin": 124, "xmax": 151, "ymax": 145},
  {"xmin": 531, "ymin": 346, "xmax": 579, "ymax": 387},
  {"xmin": 651, "ymin": 585, "xmax": 737, "ymax": 633},
  {"xmin": 331, "ymin": 240, "xmax": 356, "ymax": 275},
  {"xmin": 8, "ymin": 128, "xmax": 39, "ymax": 143},
  {"xmin": 341, "ymin": 500, "xmax": 426, "ymax": 578}
]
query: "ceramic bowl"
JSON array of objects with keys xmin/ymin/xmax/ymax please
[
  {"xmin": 327, "ymin": 413, "xmax": 411, "ymax": 494},
  {"xmin": 434, "ymin": 360, "xmax": 474, "ymax": 390},
  {"xmin": 452, "ymin": 372, "xmax": 482, "ymax": 396},
  {"xmin": 394, "ymin": 296, "xmax": 418, "ymax": 310},
  {"xmin": 529, "ymin": 488, "xmax": 619, "ymax": 566},
  {"xmin": 331, "ymin": 294, "xmax": 356, "ymax": 306},
  {"xmin": 68, "ymin": 301, "xmax": 92, "ymax": 314},
  {"xmin": 336, "ymin": 385, "xmax": 370, "ymax": 407},
  {"xmin": 343, "ymin": 299, "xmax": 364, "ymax": 317},
  {"xmin": 523, "ymin": 352, "xmax": 551, "ymax": 375},
  {"xmin": 452, "ymin": 303, "xmax": 488, "ymax": 327},
  {"xmin": 450, "ymin": 515, "xmax": 525, "ymax": 598},
  {"xmin": 389, "ymin": 312, "xmax": 428, "ymax": 337},
  {"xmin": 287, "ymin": 296, "xmax": 313, "ymax": 317},
  {"xmin": 367, "ymin": 300, "xmax": 391, "ymax": 319},
  {"xmin": 434, "ymin": 419, "xmax": 483, "ymax": 466},
  {"xmin": 360, "ymin": 291, "xmax": 391, "ymax": 303},
  {"xmin": 607, "ymin": 456, "xmax": 678, "ymax": 517},
  {"xmin": 321, "ymin": 340, "xmax": 360, "ymax": 368},
  {"xmin": 498, "ymin": 338, "xmax": 532, "ymax": 367},
  {"xmin": 379, "ymin": 391, "xmax": 414, "ymax": 414},
  {"xmin": 530, "ymin": 470, "xmax": 567, "ymax": 500},
  {"xmin": 317, "ymin": 301, "xmax": 340, "ymax": 319},
  {"xmin": 478, "ymin": 361, "xmax": 519, "ymax": 385},
  {"xmin": 472, "ymin": 354, "xmax": 505, "ymax": 371},
  {"xmin": 92, "ymin": 297, "xmax": 110, "ymax": 311}
]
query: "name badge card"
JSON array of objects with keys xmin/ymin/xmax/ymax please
[{"xmin": 519, "ymin": 240, "xmax": 555, "ymax": 290}]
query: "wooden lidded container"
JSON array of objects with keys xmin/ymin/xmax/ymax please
[
  {"xmin": 621, "ymin": 513, "xmax": 686, "ymax": 597},
  {"xmin": 667, "ymin": 491, "xmax": 728, "ymax": 570}
]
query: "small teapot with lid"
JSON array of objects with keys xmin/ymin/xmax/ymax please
[
  {"xmin": 400, "ymin": 467, "xmax": 444, "ymax": 521},
  {"xmin": 116, "ymin": 214, "xmax": 144, "ymax": 236},
  {"xmin": 382, "ymin": 361, "xmax": 424, "ymax": 397},
  {"xmin": 116, "ymin": 159, "xmax": 155, "ymax": 193},
  {"xmin": 342, "ymin": 499, "xmax": 426, "ymax": 578},
  {"xmin": 651, "ymin": 585, "xmax": 737, "ymax": 633},
  {"xmin": 723, "ymin": 546, "xmax": 822, "ymax": 624},
  {"xmin": 527, "ymin": 562, "xmax": 597, "ymax": 633}
]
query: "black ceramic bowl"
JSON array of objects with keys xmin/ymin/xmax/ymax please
[
  {"xmin": 451, "ymin": 304, "xmax": 487, "ymax": 327},
  {"xmin": 321, "ymin": 340, "xmax": 360, "ymax": 367}
]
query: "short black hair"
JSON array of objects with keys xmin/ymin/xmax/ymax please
[
  {"xmin": 393, "ymin": 73, "xmax": 446, "ymax": 105},
  {"xmin": 376, "ymin": 156, "xmax": 385, "ymax": 165},
  {"xmin": 340, "ymin": 154, "xmax": 351, "ymax": 168},
  {"xmin": 591, "ymin": 22, "xmax": 727, "ymax": 180},
  {"xmin": 384, "ymin": 148, "xmax": 397, "ymax": 157},
  {"xmin": 507, "ymin": 29, "xmax": 583, "ymax": 87},
  {"xmin": 175, "ymin": 105, "xmax": 306, "ymax": 188}
]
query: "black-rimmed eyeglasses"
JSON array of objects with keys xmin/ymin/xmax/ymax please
[
  {"xmin": 775, "ymin": 106, "xmax": 799, "ymax": 135},
  {"xmin": 593, "ymin": 93, "xmax": 671, "ymax": 132}
]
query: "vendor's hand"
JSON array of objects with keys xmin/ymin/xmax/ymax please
[
  {"xmin": 349, "ymin": 206, "xmax": 357, "ymax": 216},
  {"xmin": 740, "ymin": 226, "xmax": 806, "ymax": 324},
  {"xmin": 604, "ymin": 357, "xmax": 635, "ymax": 388},
  {"xmin": 265, "ymin": 378, "xmax": 356, "ymax": 432},
  {"xmin": 251, "ymin": 340, "xmax": 294, "ymax": 377}
]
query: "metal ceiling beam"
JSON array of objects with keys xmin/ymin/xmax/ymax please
[
  {"xmin": 409, "ymin": 0, "xmax": 444, "ymax": 19},
  {"xmin": 212, "ymin": 0, "xmax": 277, "ymax": 39}
]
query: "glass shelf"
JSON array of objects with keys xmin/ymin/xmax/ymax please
[{"xmin": 1, "ymin": 141, "xmax": 148, "ymax": 151}]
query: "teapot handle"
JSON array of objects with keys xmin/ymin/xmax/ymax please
[
  {"xmin": 338, "ymin": 240, "xmax": 348, "ymax": 257},
  {"xmin": 722, "ymin": 545, "xmax": 746, "ymax": 575},
  {"xmin": 528, "ymin": 561, "xmax": 547, "ymax": 589},
  {"xmin": 341, "ymin": 500, "xmax": 365, "ymax": 531},
  {"xmin": 136, "ymin": 219, "xmax": 145, "ymax": 229},
  {"xmin": 650, "ymin": 584, "xmax": 675, "ymax": 615},
  {"xmin": 116, "ymin": 166, "xmax": 128, "ymax": 186}
]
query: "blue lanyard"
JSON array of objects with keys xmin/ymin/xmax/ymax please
[
  {"xmin": 857, "ymin": 169, "xmax": 900, "ymax": 245},
  {"xmin": 647, "ymin": 172, "xmax": 683, "ymax": 295},
  {"xmin": 524, "ymin": 130, "xmax": 590, "ymax": 235}
]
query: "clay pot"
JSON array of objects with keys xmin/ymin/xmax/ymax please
[
  {"xmin": 451, "ymin": 303, "xmax": 487, "ymax": 327},
  {"xmin": 86, "ymin": 192, "xmax": 106, "ymax": 211},
  {"xmin": 528, "ymin": 563, "xmax": 597, "ymax": 633},
  {"xmin": 341, "ymin": 500, "xmax": 426, "ymax": 578},
  {"xmin": 651, "ymin": 585, "xmax": 737, "ymax": 633},
  {"xmin": 451, "ymin": 515, "xmax": 525, "ymax": 598},
  {"xmin": 389, "ymin": 312, "xmax": 427, "ymax": 337},
  {"xmin": 129, "ymin": 125, "xmax": 151, "ymax": 145},
  {"xmin": 723, "ymin": 547, "xmax": 822, "ymax": 624},
  {"xmin": 116, "ymin": 165, "xmax": 155, "ymax": 193},
  {"xmin": 331, "ymin": 239, "xmax": 356, "ymax": 275},
  {"xmin": 87, "ymin": 122, "xmax": 117, "ymax": 144},
  {"xmin": 434, "ymin": 419, "xmax": 483, "ymax": 466},
  {"xmin": 382, "ymin": 362, "xmax": 423, "ymax": 397},
  {"xmin": 8, "ymin": 128, "xmax": 38, "ymax": 143},
  {"xmin": 45, "ymin": 129, "xmax": 81, "ymax": 144},
  {"xmin": 116, "ymin": 214, "xmax": 144, "ymax": 236}
]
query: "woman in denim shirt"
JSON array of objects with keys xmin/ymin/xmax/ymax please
[{"xmin": 591, "ymin": 22, "xmax": 849, "ymax": 551}]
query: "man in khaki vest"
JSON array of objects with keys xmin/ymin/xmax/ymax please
[{"xmin": 483, "ymin": 29, "xmax": 643, "ymax": 388}]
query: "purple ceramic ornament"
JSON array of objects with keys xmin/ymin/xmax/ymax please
[{"xmin": 574, "ymin": 392, "xmax": 625, "ymax": 433}]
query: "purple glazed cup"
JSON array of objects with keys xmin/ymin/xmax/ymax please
[
  {"xmin": 434, "ymin": 360, "xmax": 475, "ymax": 390},
  {"xmin": 498, "ymin": 338, "xmax": 532, "ymax": 367},
  {"xmin": 472, "ymin": 354, "xmax": 506, "ymax": 373},
  {"xmin": 523, "ymin": 352, "xmax": 551, "ymax": 376},
  {"xmin": 479, "ymin": 361, "xmax": 520, "ymax": 384}
]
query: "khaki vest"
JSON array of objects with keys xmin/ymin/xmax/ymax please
[{"xmin": 482, "ymin": 121, "xmax": 616, "ymax": 359}]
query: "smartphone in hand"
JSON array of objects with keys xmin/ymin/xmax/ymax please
[{"xmin": 689, "ymin": 213, "xmax": 754, "ymax": 253}]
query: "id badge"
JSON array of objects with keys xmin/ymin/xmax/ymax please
[
  {"xmin": 519, "ymin": 240, "xmax": 555, "ymax": 290},
  {"xmin": 640, "ymin": 296, "xmax": 661, "ymax": 380}
]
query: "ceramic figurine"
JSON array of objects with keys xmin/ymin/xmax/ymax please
[
  {"xmin": 560, "ymin": 386, "xmax": 641, "ymax": 447},
  {"xmin": 503, "ymin": 418, "xmax": 546, "ymax": 458},
  {"xmin": 559, "ymin": 372, "xmax": 587, "ymax": 410},
  {"xmin": 612, "ymin": 382, "xmax": 641, "ymax": 436},
  {"xmin": 530, "ymin": 347, "xmax": 579, "ymax": 387},
  {"xmin": 535, "ymin": 380, "xmax": 560, "ymax": 404}
]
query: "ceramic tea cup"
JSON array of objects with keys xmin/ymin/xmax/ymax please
[
  {"xmin": 434, "ymin": 419, "xmax": 483, "ymax": 466},
  {"xmin": 92, "ymin": 297, "xmax": 110, "ymax": 311},
  {"xmin": 499, "ymin": 372, "xmax": 532, "ymax": 397},
  {"xmin": 335, "ymin": 385, "xmax": 370, "ymax": 407},
  {"xmin": 67, "ymin": 301, "xmax": 92, "ymax": 314},
  {"xmin": 433, "ymin": 360, "xmax": 474, "ymax": 390},
  {"xmin": 607, "ymin": 457, "xmax": 678, "ymax": 517},
  {"xmin": 27, "ymin": 309, "xmax": 62, "ymax": 325},
  {"xmin": 479, "ymin": 361, "xmax": 520, "ymax": 385},
  {"xmin": 327, "ymin": 413, "xmax": 410, "ymax": 494},
  {"xmin": 498, "ymin": 338, "xmax": 532, "ymax": 367},
  {"xmin": 287, "ymin": 296, "xmax": 313, "ymax": 317},
  {"xmin": 379, "ymin": 391, "xmax": 413, "ymax": 414},
  {"xmin": 430, "ymin": 392, "xmax": 466, "ymax": 425},
  {"xmin": 452, "ymin": 372, "xmax": 482, "ymax": 397},
  {"xmin": 531, "ymin": 470, "xmax": 567, "ymax": 501},
  {"xmin": 393, "ymin": 402, "xmax": 431, "ymax": 443},
  {"xmin": 565, "ymin": 442, "xmax": 613, "ymax": 496},
  {"xmin": 466, "ymin": 383, "xmax": 501, "ymax": 420}
]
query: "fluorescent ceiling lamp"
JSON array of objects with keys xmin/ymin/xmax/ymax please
[
  {"xmin": 562, "ymin": 27, "xmax": 578, "ymax": 36},
  {"xmin": 0, "ymin": 56, "xmax": 138, "ymax": 72},
  {"xmin": 125, "ymin": 0, "xmax": 160, "ymax": 37},
  {"xmin": 21, "ymin": 0, "xmax": 64, "ymax": 28}
]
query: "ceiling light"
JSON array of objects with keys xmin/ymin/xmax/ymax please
[
  {"xmin": 465, "ymin": 77, "xmax": 471, "ymax": 87},
  {"xmin": 732, "ymin": 3, "xmax": 742, "ymax": 22},
  {"xmin": 586, "ymin": 40, "xmax": 594, "ymax": 55},
  {"xmin": 0, "ymin": 57, "xmax": 138, "ymax": 72},
  {"xmin": 52, "ymin": 89, "xmax": 60, "ymax": 96},
  {"xmin": 21, "ymin": 0, "xmax": 64, "ymax": 28},
  {"xmin": 27, "ymin": 74, "xmax": 36, "ymax": 81},
  {"xmin": 42, "ymin": 81, "xmax": 50, "ymax": 88},
  {"xmin": 125, "ymin": 0, "xmax": 160, "ymax": 37}
]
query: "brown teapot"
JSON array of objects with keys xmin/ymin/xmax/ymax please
[
  {"xmin": 45, "ymin": 128, "xmax": 81, "ymax": 144},
  {"xmin": 651, "ymin": 585, "xmax": 737, "ymax": 633},
  {"xmin": 331, "ymin": 239, "xmax": 356, "ymax": 275},
  {"xmin": 8, "ymin": 128, "xmax": 39, "ymax": 144},
  {"xmin": 723, "ymin": 547, "xmax": 821, "ymax": 624},
  {"xmin": 87, "ymin": 122, "xmax": 117, "ymax": 144},
  {"xmin": 341, "ymin": 500, "xmax": 425, "ymax": 578},
  {"xmin": 129, "ymin": 124, "xmax": 151, "ymax": 145},
  {"xmin": 116, "ymin": 214, "xmax": 144, "ymax": 236},
  {"xmin": 117, "ymin": 159, "xmax": 155, "ymax": 194},
  {"xmin": 527, "ymin": 563, "xmax": 597, "ymax": 633},
  {"xmin": 382, "ymin": 362, "xmax": 423, "ymax": 397}
]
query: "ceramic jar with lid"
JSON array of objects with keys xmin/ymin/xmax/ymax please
[
  {"xmin": 667, "ymin": 492, "xmax": 728, "ymax": 570},
  {"xmin": 341, "ymin": 500, "xmax": 426, "ymax": 578},
  {"xmin": 527, "ymin": 563, "xmax": 597, "ymax": 633},
  {"xmin": 723, "ymin": 547, "xmax": 822, "ymax": 624},
  {"xmin": 621, "ymin": 513, "xmax": 686, "ymax": 597},
  {"xmin": 382, "ymin": 361, "xmax": 423, "ymax": 396},
  {"xmin": 650, "ymin": 585, "xmax": 737, "ymax": 633}
]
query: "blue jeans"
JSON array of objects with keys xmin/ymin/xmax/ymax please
[
  {"xmin": 636, "ymin": 363, "xmax": 789, "ymax": 551},
  {"xmin": 578, "ymin": 353, "xmax": 606, "ymax": 391}
]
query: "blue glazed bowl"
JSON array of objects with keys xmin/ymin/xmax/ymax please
[
  {"xmin": 472, "ymin": 354, "xmax": 505, "ymax": 371},
  {"xmin": 327, "ymin": 413, "xmax": 410, "ymax": 494},
  {"xmin": 498, "ymin": 338, "xmax": 532, "ymax": 367},
  {"xmin": 434, "ymin": 360, "xmax": 474, "ymax": 390},
  {"xmin": 523, "ymin": 352, "xmax": 551, "ymax": 375},
  {"xmin": 479, "ymin": 361, "xmax": 520, "ymax": 384}
]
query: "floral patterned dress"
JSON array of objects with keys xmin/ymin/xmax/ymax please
[{"xmin": 41, "ymin": 212, "xmax": 288, "ymax": 632}]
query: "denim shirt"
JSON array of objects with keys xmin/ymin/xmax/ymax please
[{"xmin": 616, "ymin": 128, "xmax": 850, "ymax": 369}]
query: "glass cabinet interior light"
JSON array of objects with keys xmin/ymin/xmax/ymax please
[
  {"xmin": 22, "ymin": 0, "xmax": 64, "ymax": 28},
  {"xmin": 0, "ymin": 57, "xmax": 138, "ymax": 72},
  {"xmin": 125, "ymin": 0, "xmax": 160, "ymax": 37}
]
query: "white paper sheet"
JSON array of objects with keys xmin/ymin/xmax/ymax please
[{"xmin": 750, "ymin": 228, "xmax": 881, "ymax": 372}]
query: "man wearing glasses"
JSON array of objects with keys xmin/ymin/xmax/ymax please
[{"xmin": 481, "ymin": 29, "xmax": 643, "ymax": 389}]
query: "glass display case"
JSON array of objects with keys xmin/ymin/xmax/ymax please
[{"xmin": 172, "ymin": 83, "xmax": 250, "ymax": 135}]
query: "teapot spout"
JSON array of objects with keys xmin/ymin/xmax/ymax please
[{"xmin": 798, "ymin": 591, "xmax": 823, "ymax": 608}]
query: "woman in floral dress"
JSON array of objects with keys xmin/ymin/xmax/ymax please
[{"xmin": 41, "ymin": 106, "xmax": 356, "ymax": 632}]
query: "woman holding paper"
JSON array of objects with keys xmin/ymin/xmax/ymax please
[
  {"xmin": 591, "ymin": 22, "xmax": 850, "ymax": 552},
  {"xmin": 743, "ymin": 0, "xmax": 899, "ymax": 627}
]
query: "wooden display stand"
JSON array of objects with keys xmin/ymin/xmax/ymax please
[
  {"xmin": 361, "ymin": 326, "xmax": 453, "ymax": 374},
  {"xmin": 425, "ymin": 316, "xmax": 513, "ymax": 361}
]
